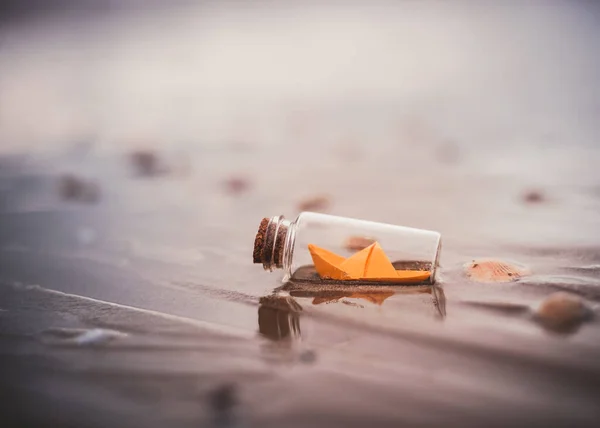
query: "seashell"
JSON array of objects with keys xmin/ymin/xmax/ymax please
[
  {"xmin": 40, "ymin": 327, "xmax": 127, "ymax": 346},
  {"xmin": 297, "ymin": 195, "xmax": 331, "ymax": 212},
  {"xmin": 465, "ymin": 259, "xmax": 530, "ymax": 283}
]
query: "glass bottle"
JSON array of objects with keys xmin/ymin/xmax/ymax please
[{"xmin": 253, "ymin": 212, "xmax": 441, "ymax": 285}]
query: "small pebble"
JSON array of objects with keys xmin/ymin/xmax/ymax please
[
  {"xmin": 535, "ymin": 292, "xmax": 590, "ymax": 333},
  {"xmin": 523, "ymin": 190, "xmax": 545, "ymax": 204},
  {"xmin": 223, "ymin": 176, "xmax": 251, "ymax": 195},
  {"xmin": 298, "ymin": 195, "xmax": 331, "ymax": 212},
  {"xmin": 465, "ymin": 259, "xmax": 530, "ymax": 282},
  {"xmin": 58, "ymin": 174, "xmax": 100, "ymax": 203},
  {"xmin": 130, "ymin": 150, "xmax": 167, "ymax": 177},
  {"xmin": 344, "ymin": 236, "xmax": 376, "ymax": 251}
]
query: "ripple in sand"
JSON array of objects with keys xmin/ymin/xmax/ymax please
[{"xmin": 458, "ymin": 300, "xmax": 531, "ymax": 316}]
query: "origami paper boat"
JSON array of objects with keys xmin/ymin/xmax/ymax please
[{"xmin": 308, "ymin": 242, "xmax": 430, "ymax": 283}]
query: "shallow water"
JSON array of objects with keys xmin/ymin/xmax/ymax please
[{"xmin": 1, "ymin": 2, "xmax": 600, "ymax": 427}]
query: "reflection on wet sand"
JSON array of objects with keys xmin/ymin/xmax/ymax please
[
  {"xmin": 257, "ymin": 295, "xmax": 302, "ymax": 341},
  {"xmin": 258, "ymin": 280, "xmax": 446, "ymax": 341},
  {"xmin": 431, "ymin": 283, "xmax": 446, "ymax": 318},
  {"xmin": 281, "ymin": 281, "xmax": 446, "ymax": 318},
  {"xmin": 311, "ymin": 291, "xmax": 395, "ymax": 306}
]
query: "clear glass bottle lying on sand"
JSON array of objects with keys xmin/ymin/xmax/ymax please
[{"xmin": 253, "ymin": 212, "xmax": 441, "ymax": 285}]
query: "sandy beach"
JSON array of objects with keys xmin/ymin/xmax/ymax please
[{"xmin": 1, "ymin": 2, "xmax": 600, "ymax": 427}]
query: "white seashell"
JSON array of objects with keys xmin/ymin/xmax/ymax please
[
  {"xmin": 74, "ymin": 328, "xmax": 127, "ymax": 345},
  {"xmin": 41, "ymin": 327, "xmax": 128, "ymax": 347}
]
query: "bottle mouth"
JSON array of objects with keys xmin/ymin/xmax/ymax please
[{"xmin": 253, "ymin": 215, "xmax": 288, "ymax": 271}]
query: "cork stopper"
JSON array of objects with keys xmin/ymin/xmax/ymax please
[
  {"xmin": 253, "ymin": 218, "xmax": 269, "ymax": 264},
  {"xmin": 253, "ymin": 216, "xmax": 289, "ymax": 270}
]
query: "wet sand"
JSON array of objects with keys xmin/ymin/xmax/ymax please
[
  {"xmin": 2, "ymin": 145, "xmax": 600, "ymax": 427},
  {"xmin": 2, "ymin": 2, "xmax": 600, "ymax": 427}
]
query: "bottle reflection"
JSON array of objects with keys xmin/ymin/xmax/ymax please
[
  {"xmin": 257, "ymin": 294, "xmax": 302, "ymax": 341},
  {"xmin": 257, "ymin": 283, "xmax": 447, "ymax": 343},
  {"xmin": 431, "ymin": 284, "xmax": 446, "ymax": 319},
  {"xmin": 291, "ymin": 289, "xmax": 396, "ymax": 307},
  {"xmin": 282, "ymin": 278, "xmax": 446, "ymax": 317}
]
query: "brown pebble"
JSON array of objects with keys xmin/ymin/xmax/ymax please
[
  {"xmin": 344, "ymin": 236, "xmax": 376, "ymax": 251},
  {"xmin": 465, "ymin": 259, "xmax": 530, "ymax": 282},
  {"xmin": 297, "ymin": 195, "xmax": 331, "ymax": 212},
  {"xmin": 523, "ymin": 190, "xmax": 545, "ymax": 203},
  {"xmin": 129, "ymin": 150, "xmax": 167, "ymax": 177},
  {"xmin": 223, "ymin": 177, "xmax": 250, "ymax": 195},
  {"xmin": 58, "ymin": 174, "xmax": 100, "ymax": 203},
  {"xmin": 535, "ymin": 292, "xmax": 589, "ymax": 333}
]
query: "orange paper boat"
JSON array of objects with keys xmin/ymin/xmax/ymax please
[{"xmin": 308, "ymin": 242, "xmax": 430, "ymax": 283}]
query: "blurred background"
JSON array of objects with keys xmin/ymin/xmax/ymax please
[
  {"xmin": 1, "ymin": 0, "xmax": 600, "ymax": 243},
  {"xmin": 1, "ymin": 1, "xmax": 600, "ymax": 427}
]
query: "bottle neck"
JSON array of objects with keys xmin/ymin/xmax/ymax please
[{"xmin": 253, "ymin": 215, "xmax": 293, "ymax": 271}]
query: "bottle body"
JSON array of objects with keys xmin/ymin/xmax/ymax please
[
  {"xmin": 280, "ymin": 212, "xmax": 441, "ymax": 284},
  {"xmin": 253, "ymin": 213, "xmax": 441, "ymax": 284}
]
